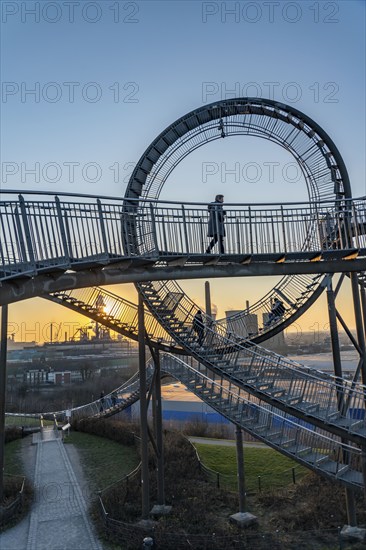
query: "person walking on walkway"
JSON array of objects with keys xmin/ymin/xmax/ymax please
[
  {"xmin": 192, "ymin": 309, "xmax": 205, "ymax": 346},
  {"xmin": 206, "ymin": 194, "xmax": 226, "ymax": 254},
  {"xmin": 99, "ymin": 391, "xmax": 105, "ymax": 412},
  {"xmin": 264, "ymin": 298, "xmax": 286, "ymax": 327}
]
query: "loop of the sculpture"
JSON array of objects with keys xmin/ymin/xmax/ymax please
[{"xmin": 124, "ymin": 98, "xmax": 351, "ymax": 338}]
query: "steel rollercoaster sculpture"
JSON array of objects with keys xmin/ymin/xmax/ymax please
[{"xmin": 3, "ymin": 98, "xmax": 366, "ymax": 494}]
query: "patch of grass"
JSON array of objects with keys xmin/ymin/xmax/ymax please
[
  {"xmin": 64, "ymin": 431, "xmax": 139, "ymax": 492},
  {"xmin": 1, "ymin": 438, "xmax": 34, "ymax": 532},
  {"xmin": 194, "ymin": 443, "xmax": 307, "ymax": 491},
  {"xmin": 4, "ymin": 438, "xmax": 24, "ymax": 476},
  {"xmin": 5, "ymin": 417, "xmax": 42, "ymax": 427}
]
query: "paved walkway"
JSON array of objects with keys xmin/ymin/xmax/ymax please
[{"xmin": 0, "ymin": 428, "xmax": 103, "ymax": 550}]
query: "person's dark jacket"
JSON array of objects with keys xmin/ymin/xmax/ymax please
[{"xmin": 207, "ymin": 201, "xmax": 226, "ymax": 237}]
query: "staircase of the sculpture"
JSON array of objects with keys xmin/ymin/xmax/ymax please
[
  {"xmin": 138, "ymin": 281, "xmax": 366, "ymax": 445},
  {"xmin": 47, "ymin": 288, "xmax": 182, "ymax": 353},
  {"xmin": 69, "ymin": 370, "xmax": 154, "ymax": 421},
  {"xmin": 62, "ymin": 352, "xmax": 364, "ymax": 490},
  {"xmin": 48, "ymin": 284, "xmax": 366, "ymax": 445},
  {"xmin": 160, "ymin": 353, "xmax": 363, "ymax": 491},
  {"xmin": 135, "ymin": 271, "xmax": 327, "ymax": 346},
  {"xmin": 47, "ymin": 271, "xmax": 324, "ymax": 353}
]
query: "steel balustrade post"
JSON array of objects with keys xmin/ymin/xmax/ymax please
[
  {"xmin": 13, "ymin": 206, "xmax": 28, "ymax": 265},
  {"xmin": 96, "ymin": 199, "xmax": 109, "ymax": 255},
  {"xmin": 199, "ymin": 217, "xmax": 204, "ymax": 253},
  {"xmin": 248, "ymin": 207, "xmax": 253, "ymax": 255},
  {"xmin": 149, "ymin": 203, "xmax": 159, "ymax": 254},
  {"xmin": 181, "ymin": 205, "xmax": 189, "ymax": 254},
  {"xmin": 161, "ymin": 214, "xmax": 168, "ymax": 253},
  {"xmin": 55, "ymin": 196, "xmax": 71, "ymax": 263},
  {"xmin": 351, "ymin": 203, "xmax": 360, "ymax": 249},
  {"xmin": 138, "ymin": 293, "xmax": 150, "ymax": 519},
  {"xmin": 18, "ymin": 195, "xmax": 36, "ymax": 268},
  {"xmin": 0, "ymin": 304, "xmax": 8, "ymax": 503},
  {"xmin": 235, "ymin": 218, "xmax": 240, "ymax": 254},
  {"xmin": 280, "ymin": 205, "xmax": 287, "ymax": 254}
]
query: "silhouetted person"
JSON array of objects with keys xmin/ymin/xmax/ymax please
[
  {"xmin": 206, "ymin": 194, "xmax": 226, "ymax": 254},
  {"xmin": 99, "ymin": 390, "xmax": 105, "ymax": 412},
  {"xmin": 264, "ymin": 299, "xmax": 286, "ymax": 327},
  {"xmin": 192, "ymin": 309, "xmax": 205, "ymax": 346}
]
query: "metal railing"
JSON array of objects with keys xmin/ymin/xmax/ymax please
[
  {"xmin": 48, "ymin": 286, "xmax": 176, "ymax": 350},
  {"xmin": 1, "ymin": 192, "xmax": 365, "ymax": 280},
  {"xmin": 159, "ymin": 353, "xmax": 363, "ymax": 490},
  {"xmin": 139, "ymin": 280, "xmax": 366, "ymax": 443},
  {"xmin": 5, "ymin": 349, "xmax": 363, "ymax": 488},
  {"xmin": 3, "ymin": 370, "xmax": 147, "ymax": 423},
  {"xmin": 42, "ymin": 280, "xmax": 366, "ymax": 444}
]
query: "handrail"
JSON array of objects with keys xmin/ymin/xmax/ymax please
[{"xmin": 1, "ymin": 189, "xmax": 365, "ymax": 208}]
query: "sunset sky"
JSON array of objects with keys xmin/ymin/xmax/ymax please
[{"xmin": 1, "ymin": 0, "xmax": 365, "ymax": 341}]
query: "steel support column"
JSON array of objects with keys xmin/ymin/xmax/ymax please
[
  {"xmin": 205, "ymin": 281, "xmax": 212, "ymax": 318},
  {"xmin": 326, "ymin": 279, "xmax": 357, "ymax": 525},
  {"xmin": 138, "ymin": 294, "xmax": 150, "ymax": 519},
  {"xmin": 0, "ymin": 305, "xmax": 8, "ymax": 502},
  {"xmin": 349, "ymin": 272, "xmax": 366, "ymax": 499},
  {"xmin": 360, "ymin": 284, "xmax": 366, "ymax": 341},
  {"xmin": 154, "ymin": 352, "xmax": 165, "ymax": 506},
  {"xmin": 326, "ymin": 279, "xmax": 343, "ymax": 394},
  {"xmin": 350, "ymin": 273, "xmax": 366, "ymax": 384},
  {"xmin": 235, "ymin": 427, "xmax": 246, "ymax": 513}
]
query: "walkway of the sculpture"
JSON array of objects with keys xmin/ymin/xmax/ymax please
[{"xmin": 0, "ymin": 427, "xmax": 103, "ymax": 550}]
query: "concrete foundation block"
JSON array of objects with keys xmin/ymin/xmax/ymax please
[
  {"xmin": 150, "ymin": 504, "xmax": 172, "ymax": 517},
  {"xmin": 136, "ymin": 518, "xmax": 157, "ymax": 530},
  {"xmin": 229, "ymin": 512, "xmax": 258, "ymax": 528},
  {"xmin": 340, "ymin": 525, "xmax": 366, "ymax": 543}
]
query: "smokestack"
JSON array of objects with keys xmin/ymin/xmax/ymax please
[{"xmin": 205, "ymin": 281, "xmax": 212, "ymax": 318}]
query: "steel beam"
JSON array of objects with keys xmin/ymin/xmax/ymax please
[{"xmin": 3, "ymin": 259, "xmax": 366, "ymax": 306}]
